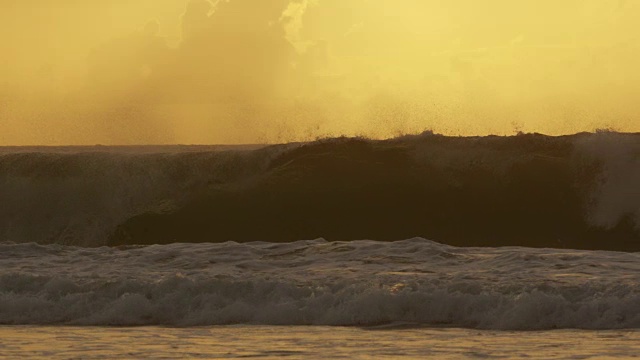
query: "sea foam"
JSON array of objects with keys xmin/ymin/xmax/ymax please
[{"xmin": 1, "ymin": 239, "xmax": 639, "ymax": 329}]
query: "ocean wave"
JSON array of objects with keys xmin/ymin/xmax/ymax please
[
  {"xmin": 1, "ymin": 132, "xmax": 639, "ymax": 250},
  {"xmin": 1, "ymin": 239, "xmax": 639, "ymax": 329}
]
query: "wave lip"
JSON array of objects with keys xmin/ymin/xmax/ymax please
[{"xmin": 1, "ymin": 239, "xmax": 640, "ymax": 329}]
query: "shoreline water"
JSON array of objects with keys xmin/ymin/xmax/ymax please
[{"xmin": 2, "ymin": 325, "xmax": 639, "ymax": 359}]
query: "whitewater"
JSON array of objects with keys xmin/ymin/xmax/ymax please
[
  {"xmin": 2, "ymin": 239, "xmax": 640, "ymax": 358},
  {"xmin": 1, "ymin": 238, "xmax": 639, "ymax": 329}
]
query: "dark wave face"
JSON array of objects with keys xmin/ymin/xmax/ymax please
[{"xmin": 1, "ymin": 132, "xmax": 639, "ymax": 250}]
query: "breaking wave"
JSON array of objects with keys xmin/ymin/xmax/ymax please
[
  {"xmin": 1, "ymin": 239, "xmax": 639, "ymax": 329},
  {"xmin": 1, "ymin": 132, "xmax": 639, "ymax": 250}
]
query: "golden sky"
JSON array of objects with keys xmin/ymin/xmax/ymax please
[{"xmin": 1, "ymin": 0, "xmax": 639, "ymax": 145}]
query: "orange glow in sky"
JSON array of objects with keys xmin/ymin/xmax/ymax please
[{"xmin": 1, "ymin": 0, "xmax": 639, "ymax": 145}]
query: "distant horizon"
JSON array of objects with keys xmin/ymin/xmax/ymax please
[{"xmin": 1, "ymin": 129, "xmax": 639, "ymax": 149}]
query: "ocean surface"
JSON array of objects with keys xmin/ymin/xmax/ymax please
[
  {"xmin": 1, "ymin": 239, "xmax": 640, "ymax": 358},
  {"xmin": 2, "ymin": 239, "xmax": 640, "ymax": 328},
  {"xmin": 2, "ymin": 326, "xmax": 640, "ymax": 359},
  {"xmin": 1, "ymin": 133, "xmax": 639, "ymax": 358},
  {"xmin": 1, "ymin": 132, "xmax": 639, "ymax": 250}
]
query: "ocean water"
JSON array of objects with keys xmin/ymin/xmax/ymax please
[
  {"xmin": 1, "ymin": 132, "xmax": 639, "ymax": 250},
  {"xmin": 1, "ymin": 133, "xmax": 639, "ymax": 358},
  {"xmin": 2, "ymin": 326, "xmax": 640, "ymax": 359},
  {"xmin": 1, "ymin": 239, "xmax": 640, "ymax": 358},
  {"xmin": 2, "ymin": 239, "xmax": 640, "ymax": 328}
]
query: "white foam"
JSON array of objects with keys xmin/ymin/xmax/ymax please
[{"xmin": 1, "ymin": 239, "xmax": 639, "ymax": 329}]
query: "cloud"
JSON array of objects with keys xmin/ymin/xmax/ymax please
[
  {"xmin": 281, "ymin": 0, "xmax": 316, "ymax": 52},
  {"xmin": 2, "ymin": 0, "xmax": 640, "ymax": 145},
  {"xmin": 181, "ymin": 0, "xmax": 216, "ymax": 41},
  {"xmin": 171, "ymin": 0, "xmax": 297, "ymax": 102},
  {"xmin": 86, "ymin": 24, "xmax": 169, "ymax": 93}
]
